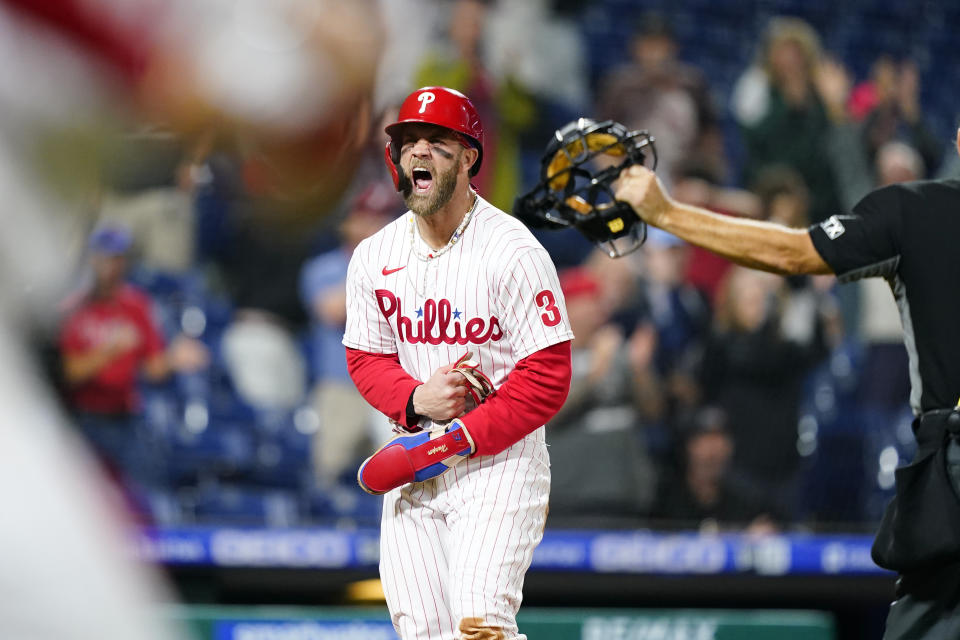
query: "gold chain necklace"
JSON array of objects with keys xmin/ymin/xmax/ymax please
[
  {"xmin": 409, "ymin": 193, "xmax": 478, "ymax": 261},
  {"xmin": 407, "ymin": 193, "xmax": 478, "ymax": 296}
]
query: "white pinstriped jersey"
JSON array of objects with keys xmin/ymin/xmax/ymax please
[
  {"xmin": 343, "ymin": 194, "xmax": 574, "ymax": 431},
  {"xmin": 344, "ymin": 194, "xmax": 571, "ymax": 639}
]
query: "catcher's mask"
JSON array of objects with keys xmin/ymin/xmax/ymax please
[{"xmin": 514, "ymin": 118, "xmax": 656, "ymax": 258}]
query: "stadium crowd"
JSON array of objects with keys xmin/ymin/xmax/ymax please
[{"xmin": 46, "ymin": 0, "xmax": 960, "ymax": 534}]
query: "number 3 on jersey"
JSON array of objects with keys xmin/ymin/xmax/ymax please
[{"xmin": 535, "ymin": 290, "xmax": 562, "ymax": 327}]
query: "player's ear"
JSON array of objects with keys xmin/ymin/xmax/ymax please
[{"xmin": 461, "ymin": 147, "xmax": 479, "ymax": 174}]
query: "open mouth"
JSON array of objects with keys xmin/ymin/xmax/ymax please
[{"xmin": 412, "ymin": 168, "xmax": 433, "ymax": 194}]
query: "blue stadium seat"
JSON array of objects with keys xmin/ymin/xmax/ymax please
[
  {"xmin": 167, "ymin": 419, "xmax": 257, "ymax": 485},
  {"xmin": 140, "ymin": 387, "xmax": 180, "ymax": 440},
  {"xmin": 188, "ymin": 483, "xmax": 301, "ymax": 527},
  {"xmin": 144, "ymin": 486, "xmax": 185, "ymax": 526},
  {"xmin": 860, "ymin": 404, "xmax": 915, "ymax": 522},
  {"xmin": 305, "ymin": 483, "xmax": 381, "ymax": 527},
  {"xmin": 248, "ymin": 411, "xmax": 313, "ymax": 490}
]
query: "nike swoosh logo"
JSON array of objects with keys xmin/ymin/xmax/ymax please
[{"xmin": 382, "ymin": 266, "xmax": 406, "ymax": 275}]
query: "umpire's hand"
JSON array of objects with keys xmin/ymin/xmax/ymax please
[{"xmin": 615, "ymin": 165, "xmax": 674, "ymax": 227}]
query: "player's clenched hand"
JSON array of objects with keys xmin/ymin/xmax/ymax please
[
  {"xmin": 614, "ymin": 165, "xmax": 673, "ymax": 227},
  {"xmin": 412, "ymin": 363, "xmax": 469, "ymax": 422}
]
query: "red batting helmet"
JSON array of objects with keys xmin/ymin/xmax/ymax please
[{"xmin": 384, "ymin": 86, "xmax": 484, "ymax": 189}]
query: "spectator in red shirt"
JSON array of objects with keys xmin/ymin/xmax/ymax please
[{"xmin": 60, "ymin": 225, "xmax": 207, "ymax": 480}]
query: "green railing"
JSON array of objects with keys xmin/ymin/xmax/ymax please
[{"xmin": 169, "ymin": 605, "xmax": 835, "ymax": 640}]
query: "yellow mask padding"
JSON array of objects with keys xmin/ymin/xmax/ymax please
[
  {"xmin": 546, "ymin": 132, "xmax": 626, "ymax": 191},
  {"xmin": 563, "ymin": 195, "xmax": 615, "ymax": 216}
]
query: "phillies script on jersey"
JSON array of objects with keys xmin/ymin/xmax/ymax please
[{"xmin": 375, "ymin": 290, "xmax": 503, "ymax": 345}]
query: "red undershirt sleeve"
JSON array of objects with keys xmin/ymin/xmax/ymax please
[
  {"xmin": 346, "ymin": 341, "xmax": 572, "ymax": 449},
  {"xmin": 460, "ymin": 340, "xmax": 571, "ymax": 456},
  {"xmin": 345, "ymin": 348, "xmax": 421, "ymax": 429}
]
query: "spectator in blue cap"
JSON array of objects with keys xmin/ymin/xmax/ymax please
[
  {"xmin": 59, "ymin": 224, "xmax": 208, "ymax": 485},
  {"xmin": 89, "ymin": 225, "xmax": 134, "ymax": 254}
]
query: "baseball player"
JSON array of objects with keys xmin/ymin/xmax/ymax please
[{"xmin": 343, "ymin": 86, "xmax": 573, "ymax": 640}]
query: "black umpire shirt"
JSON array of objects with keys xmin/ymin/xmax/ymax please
[{"xmin": 808, "ymin": 178, "xmax": 960, "ymax": 415}]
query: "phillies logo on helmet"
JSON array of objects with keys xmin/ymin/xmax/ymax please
[{"xmin": 417, "ymin": 91, "xmax": 435, "ymax": 113}]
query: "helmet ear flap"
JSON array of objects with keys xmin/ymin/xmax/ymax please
[{"xmin": 384, "ymin": 141, "xmax": 400, "ymax": 191}]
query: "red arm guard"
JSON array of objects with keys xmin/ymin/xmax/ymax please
[
  {"xmin": 345, "ymin": 348, "xmax": 421, "ymax": 429},
  {"xmin": 461, "ymin": 340, "xmax": 572, "ymax": 456}
]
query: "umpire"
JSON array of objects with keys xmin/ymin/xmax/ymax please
[{"xmin": 615, "ymin": 134, "xmax": 960, "ymax": 639}]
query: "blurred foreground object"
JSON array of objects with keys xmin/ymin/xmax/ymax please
[
  {"xmin": 6, "ymin": 0, "xmax": 383, "ymax": 224},
  {"xmin": 0, "ymin": 1, "xmax": 382, "ymax": 638},
  {"xmin": 0, "ymin": 327, "xmax": 188, "ymax": 640}
]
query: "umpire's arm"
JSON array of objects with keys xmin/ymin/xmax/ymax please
[{"xmin": 615, "ymin": 166, "xmax": 833, "ymax": 276}]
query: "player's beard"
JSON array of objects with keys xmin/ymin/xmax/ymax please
[{"xmin": 402, "ymin": 153, "xmax": 460, "ymax": 218}]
